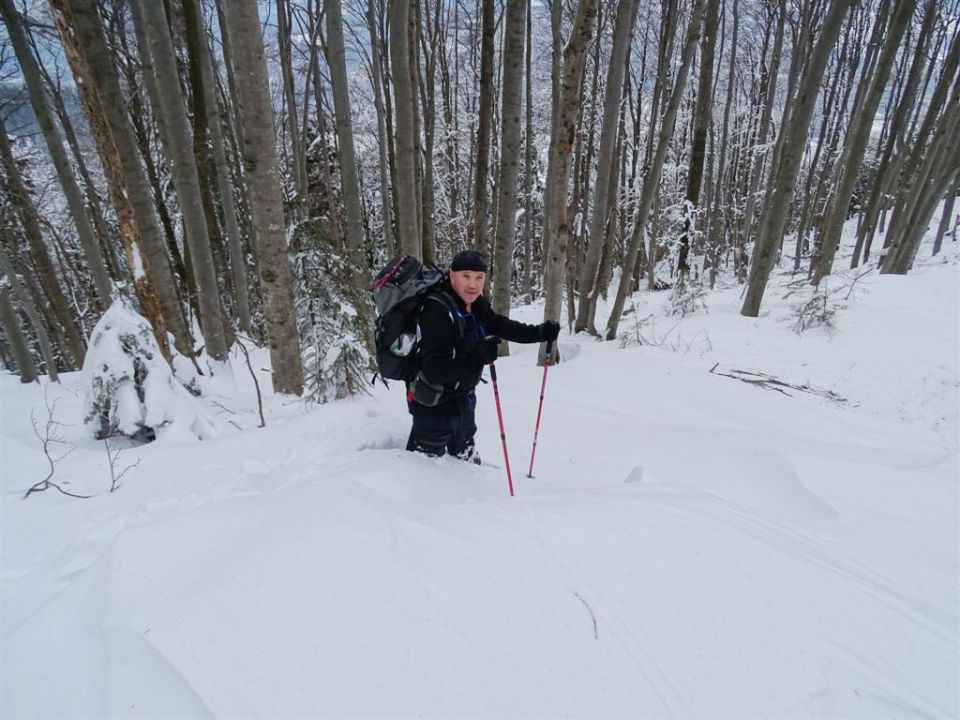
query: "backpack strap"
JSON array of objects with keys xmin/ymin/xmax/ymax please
[{"xmin": 422, "ymin": 289, "xmax": 466, "ymax": 340}]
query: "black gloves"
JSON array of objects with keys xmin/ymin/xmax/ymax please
[
  {"xmin": 476, "ymin": 336, "xmax": 500, "ymax": 365},
  {"xmin": 539, "ymin": 321, "xmax": 561, "ymax": 342}
]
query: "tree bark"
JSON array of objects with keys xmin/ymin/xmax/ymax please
[
  {"xmin": 326, "ymin": 0, "xmax": 369, "ymax": 281},
  {"xmin": 53, "ymin": 0, "xmax": 196, "ymax": 360},
  {"xmin": 0, "ymin": 0, "xmax": 112, "ymax": 308},
  {"xmin": 0, "ymin": 243, "xmax": 58, "ymax": 380},
  {"xmin": 368, "ymin": 0, "xmax": 394, "ymax": 254},
  {"xmin": 678, "ymin": 0, "xmax": 721, "ymax": 276},
  {"xmin": 741, "ymin": 0, "xmax": 855, "ymax": 317},
  {"xmin": 469, "ymin": 0, "xmax": 496, "ymax": 253},
  {"xmin": 813, "ymin": 0, "xmax": 917, "ymax": 283},
  {"xmin": 132, "ymin": 0, "xmax": 229, "ymax": 363},
  {"xmin": 223, "ymin": 0, "xmax": 304, "ymax": 395},
  {"xmin": 882, "ymin": 87, "xmax": 960, "ymax": 274},
  {"xmin": 522, "ymin": 0, "xmax": 534, "ymax": 299},
  {"xmin": 606, "ymin": 0, "xmax": 708, "ymax": 340},
  {"xmin": 277, "ymin": 0, "xmax": 308, "ymax": 207},
  {"xmin": 390, "ymin": 0, "xmax": 421, "ymax": 257},
  {"xmin": 541, "ymin": 0, "xmax": 600, "ymax": 363},
  {"xmin": 855, "ymin": 8, "xmax": 955, "ymax": 266},
  {"xmin": 932, "ymin": 176, "xmax": 959, "ymax": 256},
  {"xmin": 491, "ymin": 0, "xmax": 528, "ymax": 324},
  {"xmin": 0, "ymin": 115, "xmax": 85, "ymax": 367},
  {"xmin": 197, "ymin": 5, "xmax": 252, "ymax": 334},
  {"xmin": 181, "ymin": 0, "xmax": 230, "ymax": 301},
  {"xmin": 574, "ymin": 0, "xmax": 642, "ymax": 333},
  {"xmin": 0, "ymin": 284, "xmax": 37, "ymax": 383},
  {"xmin": 705, "ymin": 0, "xmax": 738, "ymax": 288}
]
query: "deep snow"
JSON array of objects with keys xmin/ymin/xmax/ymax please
[{"xmin": 2, "ymin": 232, "xmax": 958, "ymax": 718}]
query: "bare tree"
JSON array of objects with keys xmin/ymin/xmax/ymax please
[
  {"xmin": 812, "ymin": 0, "xmax": 917, "ymax": 284},
  {"xmin": 223, "ymin": 0, "xmax": 305, "ymax": 395},
  {"xmin": 0, "ymin": 0, "xmax": 112, "ymax": 308},
  {"xmin": 367, "ymin": 0, "xmax": 394, "ymax": 254},
  {"xmin": 541, "ymin": 0, "xmax": 600, "ymax": 362},
  {"xmin": 0, "ymin": 283, "xmax": 38, "ymax": 382},
  {"xmin": 131, "ymin": 0, "xmax": 229, "ymax": 363},
  {"xmin": 575, "ymin": 0, "xmax": 642, "ymax": 333},
  {"xmin": 277, "ymin": 0, "xmax": 308, "ymax": 206},
  {"xmin": 326, "ymin": 0, "xmax": 368, "ymax": 281},
  {"xmin": 469, "ymin": 0, "xmax": 496, "ymax": 254},
  {"xmin": 196, "ymin": 4, "xmax": 252, "ymax": 334},
  {"xmin": 491, "ymin": 0, "xmax": 528, "ymax": 327},
  {"xmin": 52, "ymin": 0, "xmax": 196, "ymax": 360},
  {"xmin": 0, "ymin": 114, "xmax": 84, "ymax": 367},
  {"xmin": 741, "ymin": 0, "xmax": 855, "ymax": 317},
  {"xmin": 605, "ymin": 0, "xmax": 708, "ymax": 341},
  {"xmin": 390, "ymin": 0, "xmax": 421, "ymax": 257}
]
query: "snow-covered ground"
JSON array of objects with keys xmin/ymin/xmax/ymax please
[{"xmin": 2, "ymin": 231, "xmax": 958, "ymax": 718}]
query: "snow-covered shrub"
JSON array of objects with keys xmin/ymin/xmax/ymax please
[
  {"xmin": 81, "ymin": 292, "xmax": 222, "ymax": 442},
  {"xmin": 290, "ymin": 219, "xmax": 373, "ymax": 403},
  {"xmin": 666, "ymin": 274, "xmax": 708, "ymax": 317},
  {"xmin": 791, "ymin": 284, "xmax": 841, "ymax": 335}
]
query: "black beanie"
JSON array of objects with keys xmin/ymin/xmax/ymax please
[{"xmin": 451, "ymin": 250, "xmax": 488, "ymax": 272}]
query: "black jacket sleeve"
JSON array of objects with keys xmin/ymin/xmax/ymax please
[
  {"xmin": 475, "ymin": 296, "xmax": 543, "ymax": 343},
  {"xmin": 416, "ymin": 298, "xmax": 463, "ymax": 386}
]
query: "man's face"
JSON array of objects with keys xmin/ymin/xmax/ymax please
[{"xmin": 450, "ymin": 270, "xmax": 486, "ymax": 305}]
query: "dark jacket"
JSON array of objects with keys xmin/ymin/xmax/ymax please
[{"xmin": 415, "ymin": 281, "xmax": 543, "ymax": 399}]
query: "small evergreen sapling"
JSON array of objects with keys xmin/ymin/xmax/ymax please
[
  {"xmin": 291, "ymin": 220, "xmax": 373, "ymax": 403},
  {"xmin": 80, "ymin": 291, "xmax": 222, "ymax": 442}
]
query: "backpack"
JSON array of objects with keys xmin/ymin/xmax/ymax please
[{"xmin": 370, "ymin": 255, "xmax": 462, "ymax": 383}]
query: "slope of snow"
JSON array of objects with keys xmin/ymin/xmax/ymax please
[{"xmin": 2, "ymin": 234, "xmax": 957, "ymax": 718}]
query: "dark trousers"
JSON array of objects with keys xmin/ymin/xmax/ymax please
[{"xmin": 406, "ymin": 392, "xmax": 479, "ymax": 461}]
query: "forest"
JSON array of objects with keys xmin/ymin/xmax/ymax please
[{"xmin": 1, "ymin": 0, "xmax": 958, "ymax": 401}]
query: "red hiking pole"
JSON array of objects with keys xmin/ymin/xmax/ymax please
[
  {"xmin": 489, "ymin": 362, "xmax": 515, "ymax": 497},
  {"xmin": 527, "ymin": 340, "xmax": 553, "ymax": 478}
]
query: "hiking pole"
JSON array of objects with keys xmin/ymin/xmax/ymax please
[
  {"xmin": 527, "ymin": 340, "xmax": 553, "ymax": 478},
  {"xmin": 489, "ymin": 362, "xmax": 515, "ymax": 497}
]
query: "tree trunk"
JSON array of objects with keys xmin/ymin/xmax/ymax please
[
  {"xmin": 418, "ymin": 0, "xmax": 440, "ymax": 264},
  {"xmin": 277, "ymin": 0, "xmax": 308, "ymax": 207},
  {"xmin": 574, "ymin": 0, "xmax": 642, "ymax": 333},
  {"xmin": 857, "ymin": 9, "xmax": 955, "ymax": 266},
  {"xmin": 197, "ymin": 5, "xmax": 252, "ymax": 334},
  {"xmin": 469, "ymin": 0, "xmax": 496, "ymax": 253},
  {"xmin": 53, "ymin": 0, "xmax": 196, "ymax": 360},
  {"xmin": 882, "ymin": 90, "xmax": 960, "ymax": 274},
  {"xmin": 605, "ymin": 0, "xmax": 708, "ymax": 341},
  {"xmin": 409, "ymin": 0, "xmax": 425, "ymax": 256},
  {"xmin": 132, "ymin": 0, "xmax": 229, "ymax": 363},
  {"xmin": 541, "ymin": 0, "xmax": 600, "ymax": 364},
  {"xmin": 0, "ymin": 0, "xmax": 112, "ymax": 308},
  {"xmin": 705, "ymin": 0, "xmax": 738, "ymax": 288},
  {"xmin": 368, "ymin": 0, "xmax": 394, "ymax": 254},
  {"xmin": 0, "ymin": 115, "xmax": 85, "ymax": 367},
  {"xmin": 522, "ymin": 0, "xmax": 534, "ymax": 299},
  {"xmin": 932, "ymin": 176, "xmax": 959, "ymax": 256},
  {"xmin": 0, "ymin": 284, "xmax": 37, "ymax": 383},
  {"xmin": 390, "ymin": 0, "xmax": 421, "ymax": 257},
  {"xmin": 813, "ymin": 0, "xmax": 917, "ymax": 283},
  {"xmin": 676, "ymin": 0, "xmax": 721, "ymax": 277},
  {"xmin": 741, "ymin": 0, "xmax": 855, "ymax": 317},
  {"xmin": 0, "ymin": 244, "xmax": 58, "ymax": 380},
  {"xmin": 181, "ymin": 0, "xmax": 231, "ymax": 302},
  {"xmin": 491, "ymin": 0, "xmax": 528, "ymax": 325},
  {"xmin": 33, "ymin": 50, "xmax": 124, "ymax": 283},
  {"xmin": 223, "ymin": 0, "xmax": 304, "ymax": 395},
  {"xmin": 326, "ymin": 0, "xmax": 369, "ymax": 281},
  {"xmin": 739, "ymin": 0, "xmax": 785, "ymax": 260}
]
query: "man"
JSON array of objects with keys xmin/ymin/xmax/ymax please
[{"xmin": 406, "ymin": 250, "xmax": 560, "ymax": 461}]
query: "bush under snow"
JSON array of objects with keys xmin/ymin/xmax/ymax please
[{"xmin": 80, "ymin": 293, "xmax": 223, "ymax": 442}]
